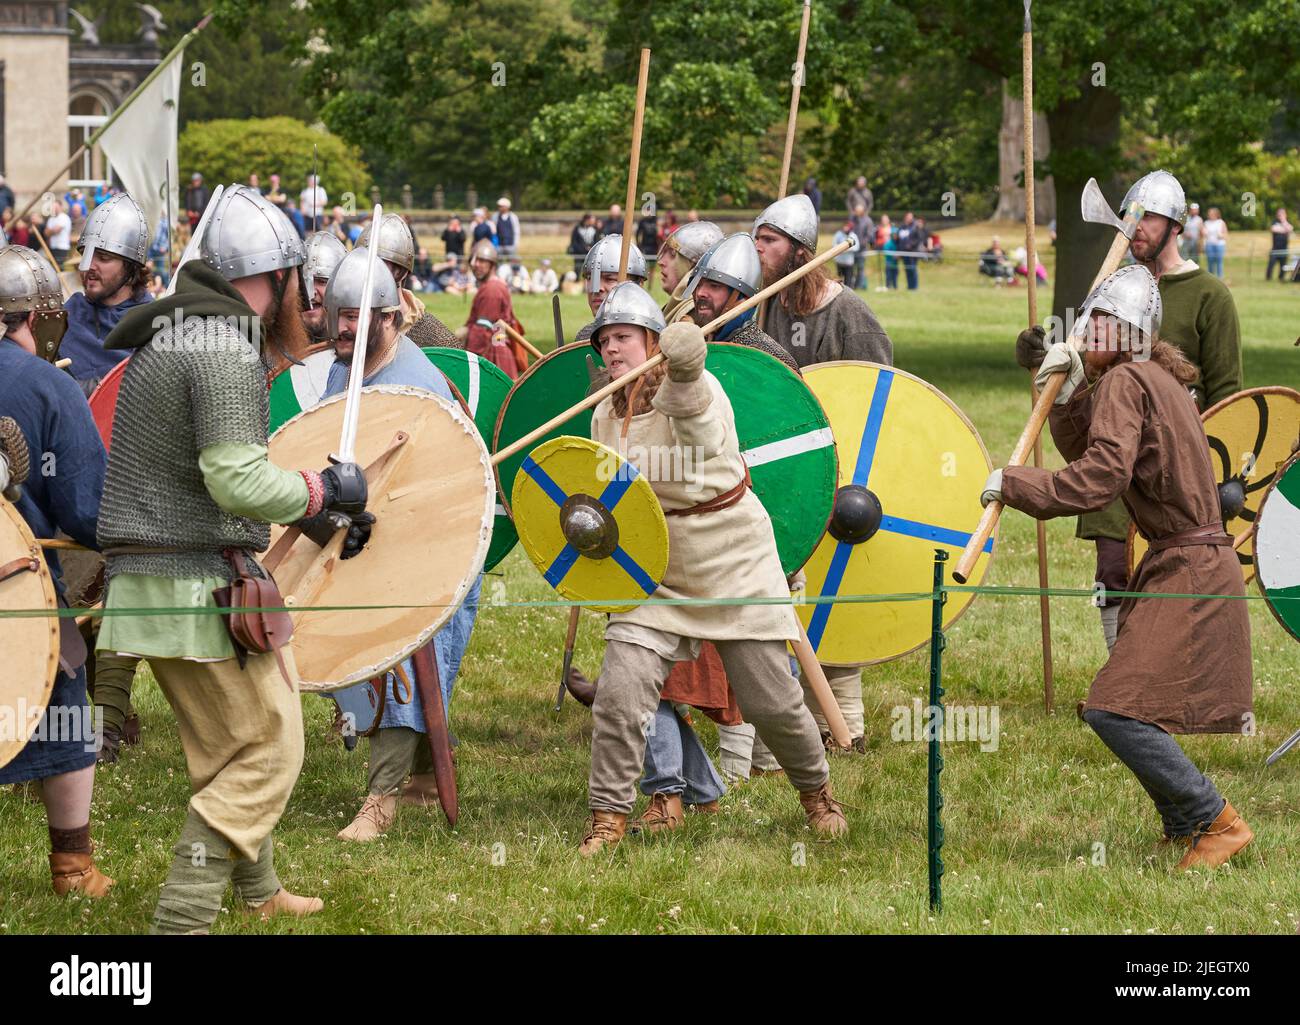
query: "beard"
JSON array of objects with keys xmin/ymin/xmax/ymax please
[
  {"xmin": 302, "ymin": 306, "xmax": 330, "ymax": 342},
  {"xmin": 335, "ymin": 314, "xmax": 389, "ymax": 369},
  {"xmin": 265, "ymin": 280, "xmax": 312, "ymax": 363},
  {"xmin": 82, "ymin": 262, "xmax": 132, "ymax": 303}
]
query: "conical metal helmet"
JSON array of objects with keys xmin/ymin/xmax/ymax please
[
  {"xmin": 200, "ymin": 184, "xmax": 305, "ymax": 280},
  {"xmin": 324, "ymin": 246, "xmax": 400, "ymax": 339},
  {"xmin": 590, "ymin": 281, "xmax": 666, "ymax": 349},
  {"xmin": 356, "ymin": 212, "xmax": 416, "ymax": 273},
  {"xmin": 0, "ymin": 245, "xmax": 69, "ymax": 361},
  {"xmin": 753, "ymin": 194, "xmax": 818, "ymax": 250},
  {"xmin": 683, "ymin": 232, "xmax": 763, "ymax": 299},
  {"xmin": 1077, "ymin": 264, "xmax": 1162, "ymax": 341},
  {"xmin": 470, "ymin": 239, "xmax": 500, "ymax": 265},
  {"xmin": 303, "ymin": 231, "xmax": 347, "ymax": 286},
  {"xmin": 660, "ymin": 221, "xmax": 722, "ymax": 264},
  {"xmin": 77, "ymin": 192, "xmax": 148, "ymax": 270},
  {"xmin": 1121, "ymin": 170, "xmax": 1187, "ymax": 226},
  {"xmin": 582, "ymin": 234, "xmax": 646, "ymax": 293}
]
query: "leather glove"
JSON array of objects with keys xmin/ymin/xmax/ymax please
[
  {"xmin": 322, "ymin": 461, "xmax": 368, "ymax": 516},
  {"xmin": 980, "ymin": 468, "xmax": 1004, "ymax": 508},
  {"xmin": 1015, "ymin": 325, "xmax": 1049, "ymax": 370},
  {"xmin": 1034, "ymin": 343, "xmax": 1085, "ymax": 405},
  {"xmin": 658, "ymin": 321, "xmax": 707, "ymax": 382},
  {"xmin": 340, "ymin": 511, "xmax": 376, "ymax": 560}
]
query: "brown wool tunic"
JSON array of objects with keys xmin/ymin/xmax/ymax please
[{"xmin": 1001, "ymin": 359, "xmax": 1253, "ymax": 734}]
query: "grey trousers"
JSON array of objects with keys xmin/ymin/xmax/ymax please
[
  {"xmin": 1083, "ymin": 709, "xmax": 1225, "ymax": 836},
  {"xmin": 590, "ymin": 639, "xmax": 829, "ymax": 813},
  {"xmin": 367, "ymin": 726, "xmax": 434, "ymax": 796}
]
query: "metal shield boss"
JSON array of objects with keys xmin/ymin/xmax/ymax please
[
  {"xmin": 0, "ymin": 500, "xmax": 60, "ymax": 770},
  {"xmin": 1254, "ymin": 451, "xmax": 1300, "ymax": 643},
  {"xmin": 512, "ymin": 435, "xmax": 668, "ymax": 614},
  {"xmin": 796, "ymin": 362, "xmax": 994, "ymax": 666},
  {"xmin": 1128, "ymin": 386, "xmax": 1300, "ymax": 583}
]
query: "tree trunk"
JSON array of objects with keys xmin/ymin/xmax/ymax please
[
  {"xmin": 993, "ymin": 79, "xmax": 1056, "ymax": 225},
  {"xmin": 1047, "ymin": 80, "xmax": 1123, "ymax": 330}
]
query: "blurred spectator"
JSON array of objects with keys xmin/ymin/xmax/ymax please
[
  {"xmin": 1181, "ymin": 203, "xmax": 1202, "ymax": 261},
  {"xmin": 1202, "ymin": 207, "xmax": 1227, "ymax": 278},
  {"xmin": 686, "ymin": 209, "xmax": 700, "ymax": 223},
  {"xmin": 247, "ymin": 172, "xmax": 262, "ymax": 194},
  {"xmin": 660, "ymin": 208, "xmax": 679, "ymax": 240},
  {"xmin": 8, "ymin": 216, "xmax": 31, "ymax": 248},
  {"xmin": 328, "ymin": 206, "xmax": 350, "ymax": 246},
  {"xmin": 846, "ymin": 175, "xmax": 873, "ymax": 216},
  {"xmin": 300, "ymin": 174, "xmax": 327, "ymax": 229},
  {"xmin": 265, "ymin": 173, "xmax": 287, "ymax": 208},
  {"xmin": 0, "ymin": 174, "xmax": 13, "ymax": 220},
  {"xmin": 896, "ymin": 211, "xmax": 923, "ymax": 290},
  {"xmin": 567, "ymin": 212, "xmax": 600, "ymax": 275},
  {"xmin": 434, "ymin": 254, "xmax": 470, "ymax": 295},
  {"xmin": 602, "ymin": 203, "xmax": 623, "ymax": 237},
  {"xmin": 802, "ymin": 176, "xmax": 822, "ymax": 215},
  {"xmin": 494, "ymin": 197, "xmax": 521, "ymax": 258},
  {"xmin": 282, "ymin": 197, "xmax": 306, "ymax": 238},
  {"xmin": 1013, "ymin": 245, "xmax": 1047, "ymax": 283},
  {"xmin": 832, "ymin": 221, "xmax": 857, "ymax": 287},
  {"xmin": 979, "ymin": 236, "xmax": 1014, "ymax": 284},
  {"xmin": 1267, "ymin": 208, "xmax": 1291, "ymax": 281},
  {"xmin": 532, "ymin": 257, "xmax": 559, "ymax": 293},
  {"xmin": 850, "ymin": 203, "xmax": 873, "ymax": 289},
  {"xmin": 441, "ymin": 215, "xmax": 465, "ymax": 258},
  {"xmin": 499, "ymin": 256, "xmax": 531, "ymax": 294},
  {"xmin": 45, "ymin": 200, "xmax": 72, "ymax": 266},
  {"xmin": 874, "ymin": 214, "xmax": 892, "ymax": 248},
  {"xmin": 636, "ymin": 211, "xmax": 659, "ymax": 288},
  {"xmin": 882, "ymin": 230, "xmax": 898, "ymax": 290},
  {"xmin": 64, "ymin": 188, "xmax": 88, "ymax": 229},
  {"xmin": 470, "ymin": 207, "xmax": 494, "ymax": 245},
  {"xmin": 922, "ymin": 218, "xmax": 943, "ymax": 262},
  {"xmin": 413, "ymin": 247, "xmax": 434, "ymax": 283},
  {"xmin": 184, "ymin": 172, "xmax": 209, "ymax": 230}
]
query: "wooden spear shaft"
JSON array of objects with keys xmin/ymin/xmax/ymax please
[
  {"xmin": 1022, "ymin": 0, "xmax": 1054, "ymax": 714},
  {"xmin": 496, "ymin": 320, "xmax": 544, "ymax": 361},
  {"xmin": 618, "ymin": 48, "xmax": 652, "ymax": 281},
  {"xmin": 778, "ymin": 0, "xmax": 813, "ymax": 200}
]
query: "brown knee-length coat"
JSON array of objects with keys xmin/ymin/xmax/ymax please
[{"xmin": 1001, "ymin": 359, "xmax": 1253, "ymax": 734}]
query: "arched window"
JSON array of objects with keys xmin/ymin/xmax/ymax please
[{"xmin": 68, "ymin": 90, "xmax": 113, "ymax": 188}]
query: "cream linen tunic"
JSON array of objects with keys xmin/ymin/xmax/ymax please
[{"xmin": 590, "ymin": 370, "xmax": 798, "ymax": 653}]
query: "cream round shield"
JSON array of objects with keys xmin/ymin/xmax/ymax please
[
  {"xmin": 797, "ymin": 362, "xmax": 994, "ymax": 666},
  {"xmin": 1254, "ymin": 452, "xmax": 1300, "ymax": 643},
  {"xmin": 0, "ymin": 500, "xmax": 59, "ymax": 770},
  {"xmin": 1128, "ymin": 386, "xmax": 1300, "ymax": 582},
  {"xmin": 512, "ymin": 436, "xmax": 668, "ymax": 614},
  {"xmin": 267, "ymin": 385, "xmax": 494, "ymax": 693}
]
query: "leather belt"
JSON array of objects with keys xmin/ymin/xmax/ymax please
[
  {"xmin": 1146, "ymin": 523, "xmax": 1232, "ymax": 552},
  {"xmin": 666, "ymin": 467, "xmax": 752, "ymax": 518}
]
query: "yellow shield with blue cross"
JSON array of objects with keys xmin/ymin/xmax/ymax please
[
  {"xmin": 796, "ymin": 362, "xmax": 994, "ymax": 666},
  {"xmin": 512, "ymin": 436, "xmax": 669, "ymax": 614}
]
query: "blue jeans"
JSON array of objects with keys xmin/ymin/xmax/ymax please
[
  {"xmin": 1205, "ymin": 242, "xmax": 1225, "ymax": 278},
  {"xmin": 903, "ymin": 255, "xmax": 919, "ymax": 289},
  {"xmin": 884, "ymin": 258, "xmax": 898, "ymax": 289},
  {"xmin": 641, "ymin": 701, "xmax": 726, "ymax": 805}
]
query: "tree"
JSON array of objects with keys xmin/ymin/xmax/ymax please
[{"xmin": 179, "ymin": 117, "xmax": 369, "ymax": 201}]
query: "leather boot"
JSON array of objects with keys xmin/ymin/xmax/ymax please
[
  {"xmin": 245, "ymin": 888, "xmax": 324, "ymax": 920},
  {"xmin": 578, "ymin": 811, "xmax": 626, "ymax": 856},
  {"xmin": 122, "ymin": 713, "xmax": 142, "ymax": 746},
  {"xmin": 337, "ymin": 794, "xmax": 397, "ymax": 842},
  {"xmin": 96, "ymin": 725, "xmax": 122, "ymax": 765},
  {"xmin": 49, "ymin": 852, "xmax": 115, "ymax": 898},
  {"xmin": 799, "ymin": 782, "xmax": 849, "ymax": 837},
  {"xmin": 632, "ymin": 792, "xmax": 683, "ymax": 834},
  {"xmin": 1176, "ymin": 801, "xmax": 1253, "ymax": 870},
  {"xmin": 691, "ymin": 800, "xmax": 721, "ymax": 814},
  {"xmin": 565, "ymin": 666, "xmax": 597, "ymax": 708},
  {"xmin": 400, "ymin": 773, "xmax": 439, "ymax": 807}
]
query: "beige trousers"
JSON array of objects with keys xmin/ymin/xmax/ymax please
[
  {"xmin": 149, "ymin": 649, "xmax": 304, "ymax": 861},
  {"xmin": 589, "ymin": 638, "xmax": 828, "ymax": 813}
]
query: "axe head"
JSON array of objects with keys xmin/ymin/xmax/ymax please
[{"xmin": 1080, "ymin": 177, "xmax": 1131, "ymax": 236}]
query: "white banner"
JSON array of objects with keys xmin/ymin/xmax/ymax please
[{"xmin": 97, "ymin": 47, "xmax": 185, "ymax": 247}]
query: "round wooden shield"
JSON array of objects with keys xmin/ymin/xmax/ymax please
[
  {"xmin": 1128, "ymin": 387, "xmax": 1300, "ymax": 583},
  {"xmin": 706, "ymin": 343, "xmax": 837, "ymax": 573},
  {"xmin": 795, "ymin": 362, "xmax": 994, "ymax": 667},
  {"xmin": 267, "ymin": 386, "xmax": 494, "ymax": 692},
  {"xmin": 0, "ymin": 500, "xmax": 60, "ymax": 770},
  {"xmin": 511, "ymin": 435, "xmax": 669, "ymax": 614},
  {"xmin": 423, "ymin": 347, "xmax": 518, "ymax": 571},
  {"xmin": 1254, "ymin": 451, "xmax": 1300, "ymax": 643},
  {"xmin": 268, "ymin": 349, "xmax": 336, "ymax": 433},
  {"xmin": 88, "ymin": 357, "xmax": 129, "ymax": 451}
]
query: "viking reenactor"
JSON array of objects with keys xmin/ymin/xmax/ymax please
[
  {"xmin": 95, "ymin": 185, "xmax": 372, "ymax": 933},
  {"xmin": 300, "ymin": 230, "xmax": 347, "ymax": 343},
  {"xmin": 62, "ymin": 192, "xmax": 154, "ymax": 762},
  {"xmin": 1016, "ymin": 170, "xmax": 1243, "ymax": 651},
  {"xmin": 0, "ymin": 245, "xmax": 113, "ymax": 897},
  {"xmin": 986, "ymin": 265, "xmax": 1254, "ymax": 869},
  {"xmin": 458, "ymin": 239, "xmax": 522, "ymax": 378},
  {"xmin": 578, "ymin": 281, "xmax": 847, "ymax": 854},
  {"xmin": 657, "ymin": 220, "xmax": 723, "ymax": 298},
  {"xmin": 752, "ymin": 194, "xmax": 893, "ymax": 368},
  {"xmin": 572, "ymin": 234, "xmax": 648, "ymax": 343},
  {"xmin": 309, "ymin": 248, "xmax": 482, "ymax": 840},
  {"xmin": 357, "ymin": 212, "xmax": 459, "ymax": 348}
]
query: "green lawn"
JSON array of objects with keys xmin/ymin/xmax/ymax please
[{"xmin": 3, "ymin": 240, "xmax": 1297, "ymax": 935}]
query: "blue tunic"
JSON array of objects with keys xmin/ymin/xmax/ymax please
[
  {"xmin": 0, "ymin": 340, "xmax": 106, "ymax": 783},
  {"xmin": 61, "ymin": 290, "xmax": 152, "ymax": 387},
  {"xmin": 322, "ymin": 336, "xmax": 481, "ymax": 732}
]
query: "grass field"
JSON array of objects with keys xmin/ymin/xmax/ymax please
[{"xmin": 3, "ymin": 224, "xmax": 1297, "ymax": 934}]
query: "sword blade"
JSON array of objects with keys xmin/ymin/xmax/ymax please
[
  {"xmin": 335, "ymin": 203, "xmax": 382, "ymax": 463},
  {"xmin": 1266, "ymin": 725, "xmax": 1300, "ymax": 766}
]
